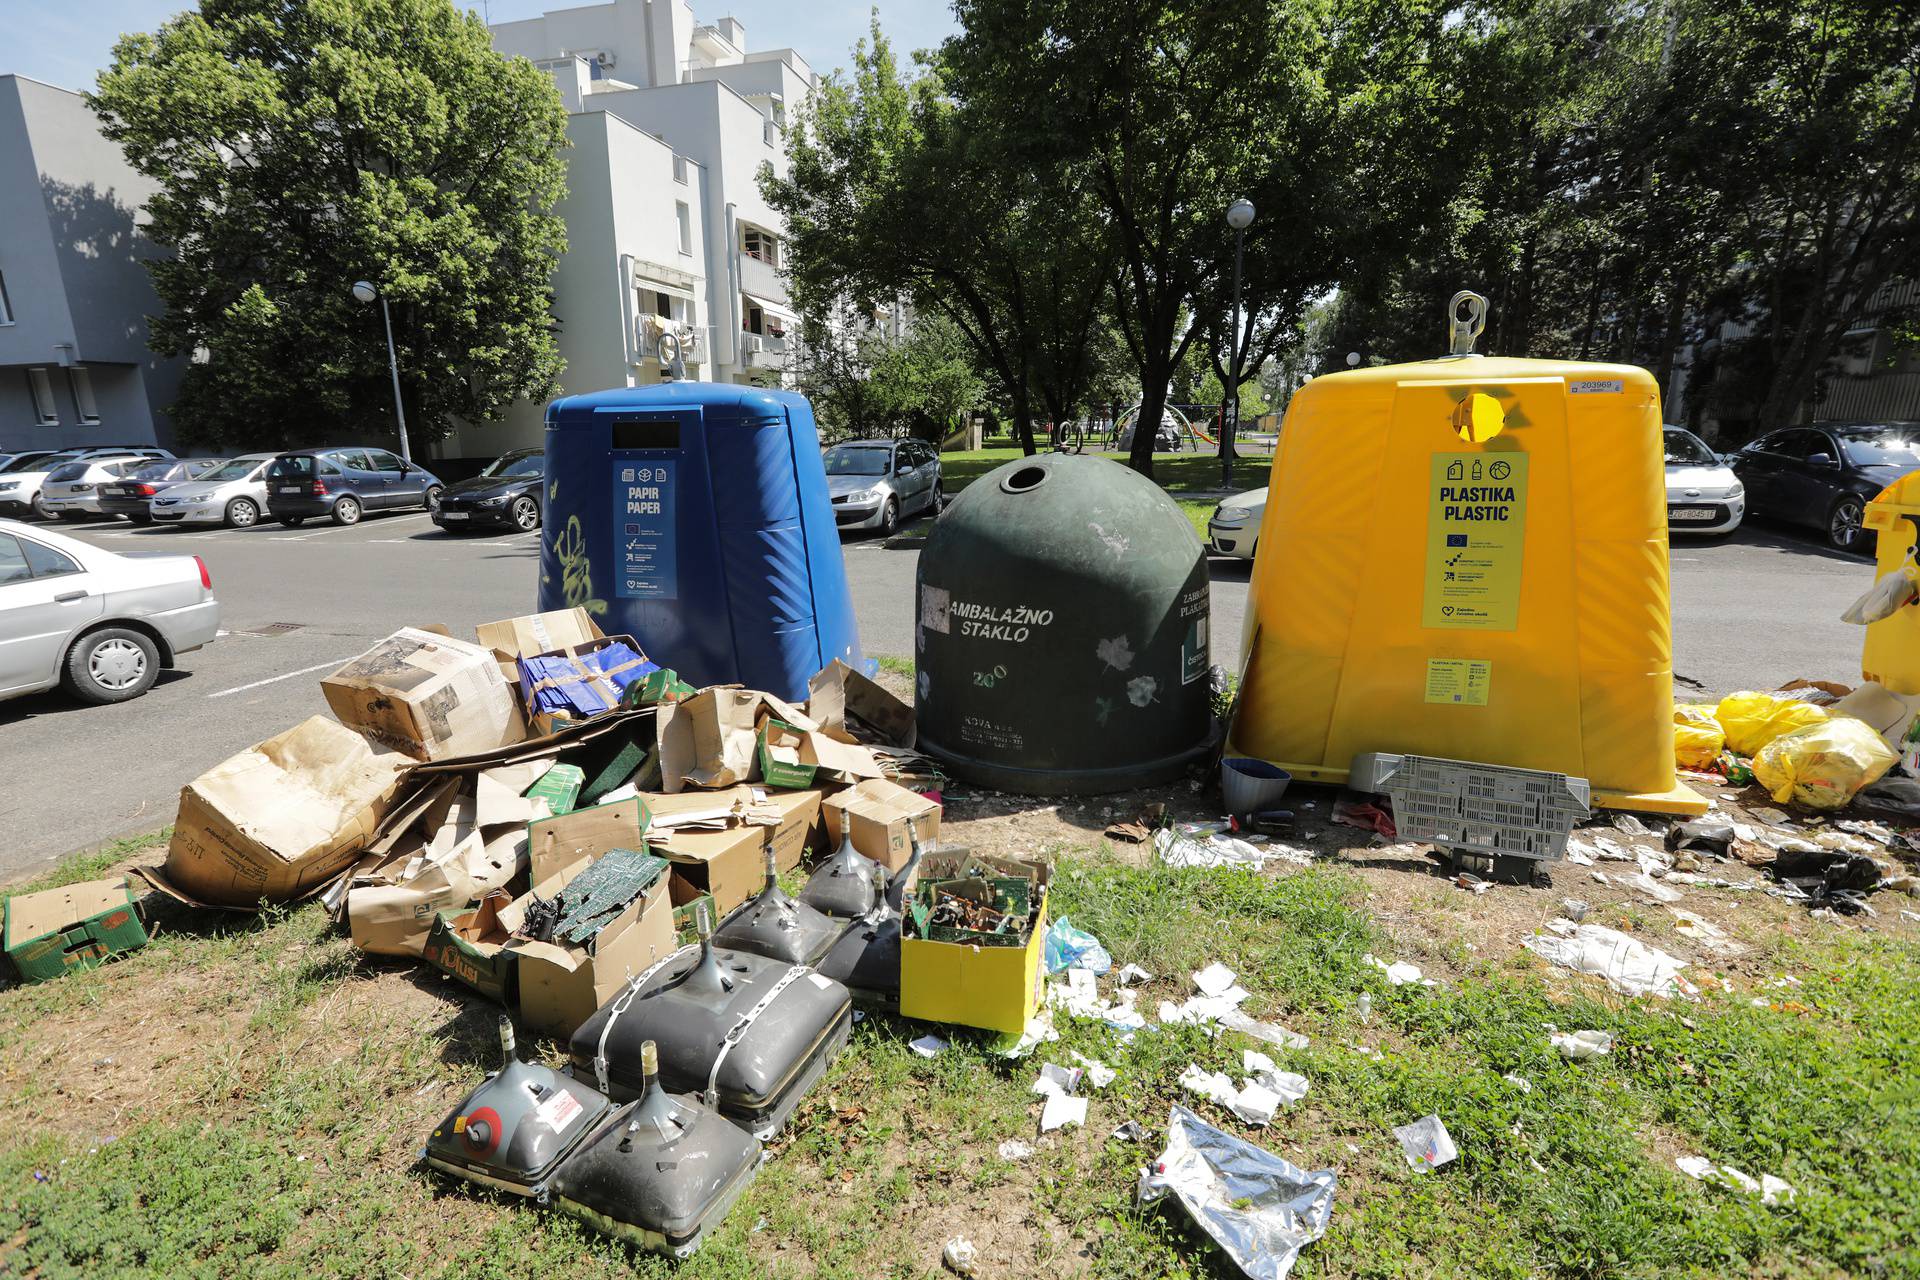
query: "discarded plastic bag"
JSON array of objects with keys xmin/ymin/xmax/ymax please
[
  {"xmin": 1550, "ymin": 1029, "xmax": 1613, "ymax": 1060},
  {"xmin": 1138, "ymin": 1105, "xmax": 1336, "ymax": 1280},
  {"xmin": 1752, "ymin": 718, "xmax": 1898, "ymax": 810},
  {"xmin": 1842, "ymin": 561, "xmax": 1920, "ymax": 625},
  {"xmin": 1392, "ymin": 1114, "xmax": 1458, "ymax": 1172},
  {"xmin": 1673, "ymin": 703, "xmax": 1726, "ymax": 770},
  {"xmin": 1521, "ymin": 921, "xmax": 1693, "ymax": 998},
  {"xmin": 1042, "ymin": 916, "xmax": 1112, "ymax": 975},
  {"xmin": 1715, "ymin": 691, "xmax": 1830, "ymax": 757}
]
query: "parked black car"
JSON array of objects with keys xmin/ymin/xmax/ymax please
[
  {"xmin": 432, "ymin": 447, "xmax": 544, "ymax": 533},
  {"xmin": 98, "ymin": 458, "xmax": 227, "ymax": 523},
  {"xmin": 1729, "ymin": 421, "xmax": 1920, "ymax": 551},
  {"xmin": 264, "ymin": 447, "xmax": 443, "ymax": 527}
]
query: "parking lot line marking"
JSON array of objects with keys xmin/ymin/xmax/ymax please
[{"xmin": 206, "ymin": 659, "xmax": 347, "ymax": 699}]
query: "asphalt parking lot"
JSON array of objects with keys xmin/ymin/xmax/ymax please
[{"xmin": 0, "ymin": 508, "xmax": 1871, "ymax": 879}]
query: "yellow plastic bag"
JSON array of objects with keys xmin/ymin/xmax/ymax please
[
  {"xmin": 1715, "ymin": 691, "xmax": 1831, "ymax": 757},
  {"xmin": 1673, "ymin": 703, "xmax": 1725, "ymax": 770},
  {"xmin": 1751, "ymin": 717, "xmax": 1898, "ymax": 810}
]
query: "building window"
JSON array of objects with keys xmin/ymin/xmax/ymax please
[
  {"xmin": 675, "ymin": 202, "xmax": 692, "ymax": 256},
  {"xmin": 27, "ymin": 368, "xmax": 59, "ymax": 425},
  {"xmin": 672, "ymin": 155, "xmax": 688, "ymax": 184},
  {"xmin": 0, "ymin": 270, "xmax": 12, "ymax": 324},
  {"xmin": 69, "ymin": 368, "xmax": 100, "ymax": 424},
  {"xmin": 745, "ymin": 301, "xmax": 763, "ymax": 336},
  {"xmin": 742, "ymin": 227, "xmax": 777, "ymax": 265}
]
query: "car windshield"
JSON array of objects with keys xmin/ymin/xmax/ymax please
[
  {"xmin": 47, "ymin": 462, "xmax": 93, "ymax": 482},
  {"xmin": 2, "ymin": 452, "xmax": 69, "ymax": 474},
  {"xmin": 1663, "ymin": 430, "xmax": 1717, "ymax": 466},
  {"xmin": 481, "ymin": 451, "xmax": 543, "ymax": 478},
  {"xmin": 824, "ymin": 446, "xmax": 892, "ymax": 477},
  {"xmin": 132, "ymin": 462, "xmax": 178, "ymax": 481},
  {"xmin": 202, "ymin": 458, "xmax": 266, "ymax": 481},
  {"xmin": 1838, "ymin": 432, "xmax": 1920, "ymax": 467},
  {"xmin": 267, "ymin": 455, "xmax": 316, "ymax": 478}
]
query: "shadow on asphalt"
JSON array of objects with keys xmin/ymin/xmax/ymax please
[
  {"xmin": 0, "ymin": 668, "xmax": 193, "ymax": 724},
  {"xmin": 1682, "ymin": 518, "xmax": 1876, "ymax": 566}
]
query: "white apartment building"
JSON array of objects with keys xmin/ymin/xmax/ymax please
[{"xmin": 441, "ymin": 0, "xmax": 811, "ymax": 455}]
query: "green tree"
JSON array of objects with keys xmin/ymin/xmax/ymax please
[
  {"xmin": 765, "ymin": 21, "xmax": 1112, "ymax": 455},
  {"xmin": 90, "ymin": 0, "xmax": 569, "ymax": 449},
  {"xmin": 943, "ymin": 0, "xmax": 1460, "ymax": 477},
  {"xmin": 793, "ymin": 308, "xmax": 984, "ymax": 442}
]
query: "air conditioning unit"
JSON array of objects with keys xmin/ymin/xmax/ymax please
[
  {"xmin": 594, "ymin": 50, "xmax": 616, "ymax": 70},
  {"xmin": 742, "ymin": 334, "xmax": 765, "ymax": 355}
]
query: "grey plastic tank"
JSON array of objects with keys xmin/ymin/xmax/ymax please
[{"xmin": 915, "ymin": 453, "xmax": 1213, "ymax": 793}]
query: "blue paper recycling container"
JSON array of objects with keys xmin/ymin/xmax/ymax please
[{"xmin": 536, "ymin": 382, "xmax": 862, "ymax": 701}]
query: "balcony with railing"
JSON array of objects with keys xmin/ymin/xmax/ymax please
[{"xmin": 740, "ymin": 329, "xmax": 788, "ymax": 369}]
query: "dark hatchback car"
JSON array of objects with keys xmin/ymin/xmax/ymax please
[
  {"xmin": 264, "ymin": 447, "xmax": 443, "ymax": 527},
  {"xmin": 432, "ymin": 447, "xmax": 544, "ymax": 533},
  {"xmin": 99, "ymin": 458, "xmax": 226, "ymax": 523},
  {"xmin": 1730, "ymin": 422, "xmax": 1920, "ymax": 552}
]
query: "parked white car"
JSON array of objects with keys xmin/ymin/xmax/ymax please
[
  {"xmin": 1664, "ymin": 426, "xmax": 1745, "ymax": 535},
  {"xmin": 0, "ymin": 447, "xmax": 173, "ymax": 521},
  {"xmin": 1207, "ymin": 487, "xmax": 1268, "ymax": 559},
  {"xmin": 0, "ymin": 518, "xmax": 219, "ymax": 704},
  {"xmin": 38, "ymin": 455, "xmax": 166, "ymax": 520},
  {"xmin": 150, "ymin": 452, "xmax": 280, "ymax": 528}
]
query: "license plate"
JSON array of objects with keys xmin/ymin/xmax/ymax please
[
  {"xmin": 278, "ymin": 485, "xmax": 303, "ymax": 494},
  {"xmin": 1670, "ymin": 507, "xmax": 1718, "ymax": 521},
  {"xmin": 439, "ymin": 511, "xmax": 468, "ymax": 521}
]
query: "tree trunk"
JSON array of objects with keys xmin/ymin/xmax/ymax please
[
  {"xmin": 1010, "ymin": 381, "xmax": 1038, "ymax": 456},
  {"xmin": 1129, "ymin": 357, "xmax": 1169, "ymax": 480}
]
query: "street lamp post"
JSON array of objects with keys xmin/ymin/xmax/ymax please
[
  {"xmin": 1221, "ymin": 198, "xmax": 1255, "ymax": 486},
  {"xmin": 351, "ymin": 280, "xmax": 413, "ymax": 464}
]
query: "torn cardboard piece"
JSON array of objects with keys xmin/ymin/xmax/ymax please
[
  {"xmin": 422, "ymin": 889, "xmax": 518, "ymax": 1003},
  {"xmin": 142, "ymin": 716, "xmax": 409, "ymax": 909},
  {"xmin": 322, "ymin": 627, "xmax": 520, "ymax": 762},
  {"xmin": 657, "ymin": 687, "xmax": 765, "ymax": 792},
  {"xmin": 645, "ymin": 787, "xmax": 823, "ymax": 915},
  {"xmin": 4, "ymin": 878, "xmax": 148, "ymax": 982},
  {"xmin": 757, "ymin": 718, "xmax": 884, "ymax": 790}
]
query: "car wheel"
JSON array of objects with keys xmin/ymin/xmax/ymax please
[
  {"xmin": 929, "ymin": 484, "xmax": 945, "ymax": 516},
  {"xmin": 226, "ymin": 497, "xmax": 260, "ymax": 528},
  {"xmin": 510, "ymin": 495, "xmax": 541, "ymax": 531},
  {"xmin": 331, "ymin": 495, "xmax": 362, "ymax": 526},
  {"xmin": 130, "ymin": 514, "xmax": 153, "ymax": 526},
  {"xmin": 30, "ymin": 494, "xmax": 52, "ymax": 521},
  {"xmin": 424, "ymin": 485, "xmax": 443, "ymax": 513},
  {"xmin": 64, "ymin": 628, "xmax": 160, "ymax": 704},
  {"xmin": 280, "ymin": 515, "xmax": 305, "ymax": 528},
  {"xmin": 1828, "ymin": 495, "xmax": 1867, "ymax": 551},
  {"xmin": 879, "ymin": 497, "xmax": 899, "ymax": 537}
]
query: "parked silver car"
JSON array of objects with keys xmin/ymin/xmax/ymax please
[
  {"xmin": 825, "ymin": 438, "xmax": 943, "ymax": 536},
  {"xmin": 0, "ymin": 518, "xmax": 220, "ymax": 704}
]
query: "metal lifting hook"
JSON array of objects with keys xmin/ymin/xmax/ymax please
[{"xmin": 1447, "ymin": 291, "xmax": 1489, "ymax": 356}]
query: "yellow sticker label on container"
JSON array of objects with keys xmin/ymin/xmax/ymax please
[
  {"xmin": 1424, "ymin": 452, "xmax": 1528, "ymax": 630},
  {"xmin": 1425, "ymin": 658, "xmax": 1491, "ymax": 705}
]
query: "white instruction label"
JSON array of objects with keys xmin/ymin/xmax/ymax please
[{"xmin": 536, "ymin": 1089, "xmax": 584, "ymax": 1133}]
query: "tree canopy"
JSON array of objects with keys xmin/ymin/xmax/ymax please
[{"xmin": 91, "ymin": 0, "xmax": 570, "ymax": 449}]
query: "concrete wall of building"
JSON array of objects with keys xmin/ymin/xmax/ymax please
[
  {"xmin": 492, "ymin": 0, "xmax": 695, "ymax": 91},
  {"xmin": 0, "ymin": 79, "xmax": 79, "ymax": 369}
]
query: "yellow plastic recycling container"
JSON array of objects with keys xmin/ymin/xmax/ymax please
[
  {"xmin": 1229, "ymin": 301, "xmax": 1706, "ymax": 815},
  {"xmin": 1860, "ymin": 473, "xmax": 1920, "ymax": 695}
]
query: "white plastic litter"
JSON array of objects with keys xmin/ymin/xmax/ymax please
[
  {"xmin": 998, "ymin": 1011, "xmax": 1059, "ymax": 1058},
  {"xmin": 910, "ymin": 1034, "xmax": 948, "ymax": 1058},
  {"xmin": 1229, "ymin": 1082, "xmax": 1284, "ymax": 1125},
  {"xmin": 1117, "ymin": 963, "xmax": 1153, "ymax": 986},
  {"xmin": 1071, "ymin": 1051, "xmax": 1116, "ymax": 1089},
  {"xmin": 1675, "ymin": 1156, "xmax": 1795, "ymax": 1206},
  {"xmin": 997, "ymin": 1139, "xmax": 1034, "ymax": 1161},
  {"xmin": 1392, "ymin": 1114, "xmax": 1458, "ymax": 1172},
  {"xmin": 1194, "ymin": 962, "xmax": 1239, "ymax": 997},
  {"xmin": 1242, "ymin": 1050, "xmax": 1309, "ymax": 1104},
  {"xmin": 1219, "ymin": 1010, "xmax": 1311, "ymax": 1050},
  {"xmin": 1180, "ymin": 1063, "xmax": 1241, "ymax": 1107},
  {"xmin": 1138, "ymin": 1105, "xmax": 1337, "ymax": 1280},
  {"xmin": 1522, "ymin": 921, "xmax": 1695, "ymax": 999},
  {"xmin": 942, "ymin": 1236, "xmax": 978, "ymax": 1276},
  {"xmin": 1110, "ymin": 1120, "xmax": 1148, "ymax": 1142},
  {"xmin": 1550, "ymin": 1029, "xmax": 1614, "ymax": 1060},
  {"xmin": 1031, "ymin": 1063, "xmax": 1082, "ymax": 1098},
  {"xmin": 1357, "ymin": 992, "xmax": 1372, "ymax": 1023},
  {"xmin": 1503, "ymin": 1072, "xmax": 1532, "ymax": 1093},
  {"xmin": 1155, "ymin": 826, "xmax": 1273, "ymax": 870},
  {"xmin": 1040, "ymin": 1093, "xmax": 1088, "ymax": 1132},
  {"xmin": 1364, "ymin": 953, "xmax": 1433, "ymax": 987},
  {"xmin": 1627, "ymin": 871, "xmax": 1684, "ymax": 903}
]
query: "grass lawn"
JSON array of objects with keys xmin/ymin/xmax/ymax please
[{"xmin": 3, "ymin": 829, "xmax": 1915, "ymax": 1279}]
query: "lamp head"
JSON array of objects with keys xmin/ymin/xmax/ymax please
[
  {"xmin": 1225, "ymin": 199, "xmax": 1255, "ymax": 231},
  {"xmin": 350, "ymin": 280, "xmax": 379, "ymax": 305}
]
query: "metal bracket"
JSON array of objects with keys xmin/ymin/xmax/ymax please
[
  {"xmin": 703, "ymin": 964, "xmax": 812, "ymax": 1107},
  {"xmin": 1447, "ymin": 291, "xmax": 1489, "ymax": 355}
]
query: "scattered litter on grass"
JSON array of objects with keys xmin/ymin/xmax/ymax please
[
  {"xmin": 1139, "ymin": 1105, "xmax": 1337, "ymax": 1280},
  {"xmin": 1117, "ymin": 963, "xmax": 1153, "ymax": 986},
  {"xmin": 910, "ymin": 1034, "xmax": 948, "ymax": 1058},
  {"xmin": 1110, "ymin": 1121, "xmax": 1148, "ymax": 1143},
  {"xmin": 1392, "ymin": 1114, "xmax": 1458, "ymax": 1172},
  {"xmin": 997, "ymin": 1012, "xmax": 1059, "ymax": 1058},
  {"xmin": 943, "ymin": 1236, "xmax": 979, "ymax": 1276},
  {"xmin": 1522, "ymin": 920, "xmax": 1694, "ymax": 998},
  {"xmin": 1675, "ymin": 1156, "xmax": 1795, "ymax": 1206},
  {"xmin": 997, "ymin": 1139, "xmax": 1034, "ymax": 1161},
  {"xmin": 1043, "ymin": 916, "xmax": 1112, "ymax": 975},
  {"xmin": 1031, "ymin": 1063, "xmax": 1082, "ymax": 1098},
  {"xmin": 1550, "ymin": 1028, "xmax": 1614, "ymax": 1059},
  {"xmin": 1559, "ymin": 898, "xmax": 1589, "ymax": 922},
  {"xmin": 1071, "ymin": 1051, "xmax": 1116, "ymax": 1088},
  {"xmin": 1194, "ymin": 962, "xmax": 1243, "ymax": 998},
  {"xmin": 1220, "ymin": 1010, "xmax": 1310, "ymax": 1050},
  {"xmin": 1364, "ymin": 953, "xmax": 1434, "ymax": 987},
  {"xmin": 1503, "ymin": 1073, "xmax": 1532, "ymax": 1093},
  {"xmin": 1040, "ymin": 1093, "xmax": 1088, "ymax": 1132},
  {"xmin": 1155, "ymin": 826, "xmax": 1274, "ymax": 870}
]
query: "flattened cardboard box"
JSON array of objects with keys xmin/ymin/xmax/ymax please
[
  {"xmin": 323, "ymin": 627, "xmax": 521, "ymax": 762},
  {"xmin": 476, "ymin": 608, "xmax": 609, "ymax": 740},
  {"xmin": 504, "ymin": 833, "xmax": 674, "ymax": 1039},
  {"xmin": 145, "ymin": 715, "xmax": 409, "ymax": 909},
  {"xmin": 643, "ymin": 787, "xmax": 824, "ymax": 916},
  {"xmin": 824, "ymin": 777, "xmax": 941, "ymax": 871},
  {"xmin": 3, "ymin": 878, "xmax": 148, "ymax": 983}
]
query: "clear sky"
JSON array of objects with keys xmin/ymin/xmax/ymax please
[{"xmin": 5, "ymin": 0, "xmax": 958, "ymax": 94}]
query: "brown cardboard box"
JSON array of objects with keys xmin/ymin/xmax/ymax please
[
  {"xmin": 503, "ymin": 829, "xmax": 675, "ymax": 1038},
  {"xmin": 143, "ymin": 716, "xmax": 409, "ymax": 908},
  {"xmin": 823, "ymin": 778, "xmax": 941, "ymax": 872},
  {"xmin": 421, "ymin": 889, "xmax": 519, "ymax": 1003},
  {"xmin": 526, "ymin": 797, "xmax": 650, "ymax": 870},
  {"xmin": 322, "ymin": 628, "xmax": 520, "ymax": 762},
  {"xmin": 642, "ymin": 787, "xmax": 825, "ymax": 915},
  {"xmin": 476, "ymin": 608, "xmax": 610, "ymax": 739}
]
